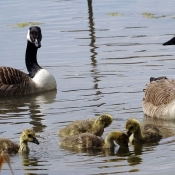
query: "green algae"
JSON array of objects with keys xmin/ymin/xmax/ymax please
[
  {"xmin": 107, "ymin": 12, "xmax": 122, "ymax": 17},
  {"xmin": 142, "ymin": 13, "xmax": 166, "ymax": 19},
  {"xmin": 12, "ymin": 22, "xmax": 43, "ymax": 28}
]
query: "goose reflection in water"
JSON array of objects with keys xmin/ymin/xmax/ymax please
[
  {"xmin": 0, "ymin": 90, "xmax": 57, "ymax": 132},
  {"xmin": 143, "ymin": 114, "xmax": 175, "ymax": 138}
]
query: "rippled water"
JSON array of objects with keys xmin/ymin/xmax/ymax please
[{"xmin": 1, "ymin": 0, "xmax": 175, "ymax": 174}]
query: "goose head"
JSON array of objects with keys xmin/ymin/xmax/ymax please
[
  {"xmin": 125, "ymin": 118, "xmax": 140, "ymax": 137},
  {"xmin": 112, "ymin": 131, "xmax": 129, "ymax": 147},
  {"xmin": 20, "ymin": 129, "xmax": 39, "ymax": 145},
  {"xmin": 105, "ymin": 131, "xmax": 129, "ymax": 148},
  {"xmin": 27, "ymin": 26, "xmax": 42, "ymax": 48},
  {"xmin": 163, "ymin": 35, "xmax": 175, "ymax": 46},
  {"xmin": 95, "ymin": 114, "xmax": 113, "ymax": 128}
]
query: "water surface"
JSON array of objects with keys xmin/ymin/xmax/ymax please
[{"xmin": 1, "ymin": 0, "xmax": 175, "ymax": 174}]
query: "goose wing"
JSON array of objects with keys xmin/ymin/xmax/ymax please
[
  {"xmin": 0, "ymin": 67, "xmax": 37, "ymax": 96},
  {"xmin": 58, "ymin": 118, "xmax": 95, "ymax": 137},
  {"xmin": 0, "ymin": 138, "xmax": 19, "ymax": 154},
  {"xmin": 59, "ymin": 133, "xmax": 103, "ymax": 149},
  {"xmin": 0, "ymin": 67, "xmax": 29, "ymax": 85},
  {"xmin": 142, "ymin": 124, "xmax": 163, "ymax": 142},
  {"xmin": 143, "ymin": 78, "xmax": 175, "ymax": 106}
]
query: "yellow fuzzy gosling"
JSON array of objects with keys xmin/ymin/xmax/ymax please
[
  {"xmin": 125, "ymin": 118, "xmax": 162, "ymax": 144},
  {"xmin": 58, "ymin": 114, "xmax": 113, "ymax": 137},
  {"xmin": 59, "ymin": 131, "xmax": 129, "ymax": 149},
  {"xmin": 0, "ymin": 129, "xmax": 39, "ymax": 154}
]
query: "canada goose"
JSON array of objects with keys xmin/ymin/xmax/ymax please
[
  {"xmin": 142, "ymin": 36, "xmax": 175, "ymax": 119},
  {"xmin": 58, "ymin": 114, "xmax": 113, "ymax": 137},
  {"xmin": 0, "ymin": 26, "xmax": 56, "ymax": 97},
  {"xmin": 125, "ymin": 118, "xmax": 162, "ymax": 144},
  {"xmin": 0, "ymin": 129, "xmax": 39, "ymax": 154},
  {"xmin": 59, "ymin": 131, "xmax": 129, "ymax": 149}
]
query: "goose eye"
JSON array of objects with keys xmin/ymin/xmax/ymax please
[{"xmin": 28, "ymin": 134, "xmax": 32, "ymax": 137}]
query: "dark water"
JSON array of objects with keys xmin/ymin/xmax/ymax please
[{"xmin": 1, "ymin": 0, "xmax": 175, "ymax": 174}]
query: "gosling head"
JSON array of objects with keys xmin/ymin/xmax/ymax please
[
  {"xmin": 27, "ymin": 26, "xmax": 42, "ymax": 48},
  {"xmin": 112, "ymin": 131, "xmax": 129, "ymax": 148},
  {"xmin": 96, "ymin": 114, "xmax": 113, "ymax": 128},
  {"xmin": 20, "ymin": 129, "xmax": 39, "ymax": 145},
  {"xmin": 125, "ymin": 118, "xmax": 140, "ymax": 137}
]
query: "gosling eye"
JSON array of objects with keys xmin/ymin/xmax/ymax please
[
  {"xmin": 129, "ymin": 126, "xmax": 133, "ymax": 130},
  {"xmin": 28, "ymin": 134, "xmax": 32, "ymax": 138}
]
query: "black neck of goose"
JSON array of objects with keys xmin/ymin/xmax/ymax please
[{"xmin": 25, "ymin": 41, "xmax": 41, "ymax": 78}]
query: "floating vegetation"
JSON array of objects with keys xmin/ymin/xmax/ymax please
[
  {"xmin": 107, "ymin": 12, "xmax": 122, "ymax": 17},
  {"xmin": 142, "ymin": 13, "xmax": 166, "ymax": 19},
  {"xmin": 142, "ymin": 13, "xmax": 156, "ymax": 18},
  {"xmin": 12, "ymin": 22, "xmax": 43, "ymax": 28}
]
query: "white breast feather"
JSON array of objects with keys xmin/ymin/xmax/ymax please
[
  {"xmin": 163, "ymin": 100, "xmax": 175, "ymax": 119},
  {"xmin": 32, "ymin": 69, "xmax": 57, "ymax": 91}
]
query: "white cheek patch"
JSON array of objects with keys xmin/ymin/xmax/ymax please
[{"xmin": 27, "ymin": 29, "xmax": 33, "ymax": 43}]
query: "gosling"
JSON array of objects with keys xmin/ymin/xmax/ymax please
[
  {"xmin": 0, "ymin": 129, "xmax": 39, "ymax": 154},
  {"xmin": 59, "ymin": 131, "xmax": 129, "ymax": 149},
  {"xmin": 58, "ymin": 114, "xmax": 113, "ymax": 137},
  {"xmin": 125, "ymin": 118, "xmax": 162, "ymax": 144}
]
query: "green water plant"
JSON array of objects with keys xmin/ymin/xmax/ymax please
[
  {"xmin": 12, "ymin": 22, "xmax": 43, "ymax": 28},
  {"xmin": 142, "ymin": 13, "xmax": 166, "ymax": 19},
  {"xmin": 107, "ymin": 12, "xmax": 122, "ymax": 17}
]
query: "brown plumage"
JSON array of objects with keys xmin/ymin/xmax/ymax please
[
  {"xmin": 58, "ymin": 114, "xmax": 113, "ymax": 137},
  {"xmin": 143, "ymin": 76, "xmax": 175, "ymax": 119},
  {"xmin": 125, "ymin": 118, "xmax": 162, "ymax": 144},
  {"xmin": 59, "ymin": 131, "xmax": 129, "ymax": 150},
  {"xmin": 0, "ymin": 129, "xmax": 39, "ymax": 154},
  {"xmin": 142, "ymin": 35, "xmax": 175, "ymax": 119},
  {"xmin": 0, "ymin": 67, "xmax": 38, "ymax": 96}
]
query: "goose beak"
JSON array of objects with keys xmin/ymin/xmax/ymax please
[
  {"xmin": 32, "ymin": 137, "xmax": 39, "ymax": 145},
  {"xmin": 34, "ymin": 39, "xmax": 41, "ymax": 48},
  {"xmin": 163, "ymin": 36, "xmax": 175, "ymax": 46}
]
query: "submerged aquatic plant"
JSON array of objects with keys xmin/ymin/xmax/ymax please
[
  {"xmin": 142, "ymin": 13, "xmax": 166, "ymax": 19},
  {"xmin": 107, "ymin": 12, "xmax": 122, "ymax": 17},
  {"xmin": 12, "ymin": 22, "xmax": 43, "ymax": 28}
]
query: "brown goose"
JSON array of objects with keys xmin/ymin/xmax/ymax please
[
  {"xmin": 0, "ymin": 129, "xmax": 39, "ymax": 154},
  {"xmin": 59, "ymin": 131, "xmax": 129, "ymax": 149},
  {"xmin": 125, "ymin": 118, "xmax": 162, "ymax": 144},
  {"xmin": 58, "ymin": 114, "xmax": 113, "ymax": 137},
  {"xmin": 142, "ymin": 36, "xmax": 175, "ymax": 119},
  {"xmin": 0, "ymin": 26, "xmax": 56, "ymax": 97}
]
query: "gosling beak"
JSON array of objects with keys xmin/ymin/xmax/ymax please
[
  {"xmin": 163, "ymin": 36, "xmax": 175, "ymax": 46},
  {"xmin": 32, "ymin": 137, "xmax": 39, "ymax": 145},
  {"xmin": 126, "ymin": 131, "xmax": 132, "ymax": 137}
]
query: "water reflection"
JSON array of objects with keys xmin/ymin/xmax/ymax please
[
  {"xmin": 143, "ymin": 114, "xmax": 175, "ymax": 138},
  {"xmin": 21, "ymin": 154, "xmax": 39, "ymax": 167},
  {"xmin": 60, "ymin": 145, "xmax": 130, "ymax": 157},
  {"xmin": 87, "ymin": 0, "xmax": 101, "ymax": 99},
  {"xmin": 0, "ymin": 90, "xmax": 57, "ymax": 132}
]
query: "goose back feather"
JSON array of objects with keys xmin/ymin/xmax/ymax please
[
  {"xmin": 0, "ymin": 67, "xmax": 38, "ymax": 96},
  {"xmin": 59, "ymin": 131, "xmax": 129, "ymax": 150},
  {"xmin": 142, "ymin": 35, "xmax": 175, "ymax": 119},
  {"xmin": 58, "ymin": 114, "xmax": 113, "ymax": 137}
]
